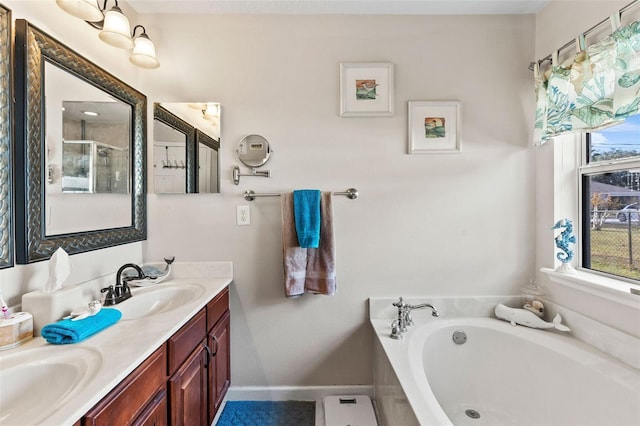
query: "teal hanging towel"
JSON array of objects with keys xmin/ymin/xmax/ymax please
[{"xmin": 293, "ymin": 189, "xmax": 321, "ymax": 248}]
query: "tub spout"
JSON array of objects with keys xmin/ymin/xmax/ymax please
[{"xmin": 409, "ymin": 303, "xmax": 440, "ymax": 317}]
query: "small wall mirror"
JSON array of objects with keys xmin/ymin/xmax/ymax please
[
  {"xmin": 153, "ymin": 102, "xmax": 220, "ymax": 194},
  {"xmin": 237, "ymin": 134, "xmax": 271, "ymax": 168}
]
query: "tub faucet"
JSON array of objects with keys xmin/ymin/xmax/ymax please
[{"xmin": 390, "ymin": 297, "xmax": 440, "ymax": 339}]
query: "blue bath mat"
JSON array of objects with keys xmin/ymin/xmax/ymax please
[{"xmin": 216, "ymin": 400, "xmax": 315, "ymax": 426}]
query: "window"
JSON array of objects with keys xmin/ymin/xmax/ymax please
[{"xmin": 581, "ymin": 114, "xmax": 640, "ymax": 281}]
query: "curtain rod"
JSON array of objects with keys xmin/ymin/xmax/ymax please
[
  {"xmin": 528, "ymin": 0, "xmax": 639, "ymax": 71},
  {"xmin": 243, "ymin": 189, "xmax": 358, "ymax": 201}
]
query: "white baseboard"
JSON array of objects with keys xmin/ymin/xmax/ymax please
[
  {"xmin": 225, "ymin": 384, "xmax": 374, "ymax": 401},
  {"xmin": 213, "ymin": 385, "xmax": 376, "ymax": 426}
]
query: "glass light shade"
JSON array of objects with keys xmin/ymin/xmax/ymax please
[
  {"xmin": 130, "ymin": 34, "xmax": 160, "ymax": 69},
  {"xmin": 98, "ymin": 6, "xmax": 133, "ymax": 49},
  {"xmin": 56, "ymin": 0, "xmax": 103, "ymax": 22}
]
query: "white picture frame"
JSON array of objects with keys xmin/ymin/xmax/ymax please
[
  {"xmin": 340, "ymin": 62, "xmax": 394, "ymax": 117},
  {"xmin": 408, "ymin": 101, "xmax": 461, "ymax": 154}
]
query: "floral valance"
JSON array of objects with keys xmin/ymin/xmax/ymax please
[{"xmin": 534, "ymin": 18, "xmax": 640, "ymax": 145}]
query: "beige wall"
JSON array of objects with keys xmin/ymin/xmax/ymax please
[{"xmin": 140, "ymin": 13, "xmax": 536, "ymax": 386}]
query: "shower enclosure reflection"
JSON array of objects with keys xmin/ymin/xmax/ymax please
[{"xmin": 61, "ymin": 101, "xmax": 130, "ymax": 194}]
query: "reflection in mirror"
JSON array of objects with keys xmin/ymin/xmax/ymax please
[
  {"xmin": 237, "ymin": 134, "xmax": 271, "ymax": 168},
  {"xmin": 196, "ymin": 130, "xmax": 220, "ymax": 193},
  {"xmin": 61, "ymin": 101, "xmax": 130, "ymax": 194},
  {"xmin": 153, "ymin": 102, "xmax": 220, "ymax": 193},
  {"xmin": 44, "ymin": 59, "xmax": 133, "ymax": 235},
  {"xmin": 153, "ymin": 103, "xmax": 195, "ymax": 193},
  {"xmin": 0, "ymin": 5, "xmax": 12, "ymax": 269},
  {"xmin": 14, "ymin": 20, "xmax": 146, "ymax": 263}
]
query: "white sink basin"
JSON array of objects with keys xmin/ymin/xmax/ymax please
[
  {"xmin": 0, "ymin": 346, "xmax": 103, "ymax": 425},
  {"xmin": 117, "ymin": 283, "xmax": 205, "ymax": 320}
]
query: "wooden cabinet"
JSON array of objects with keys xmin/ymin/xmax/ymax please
[
  {"xmin": 169, "ymin": 285, "xmax": 231, "ymax": 425},
  {"xmin": 206, "ymin": 287, "xmax": 231, "ymax": 424},
  {"xmin": 82, "ymin": 286, "xmax": 230, "ymax": 426},
  {"xmin": 169, "ymin": 342, "xmax": 208, "ymax": 426},
  {"xmin": 208, "ymin": 311, "xmax": 230, "ymax": 423},
  {"xmin": 83, "ymin": 346, "xmax": 167, "ymax": 426},
  {"xmin": 132, "ymin": 389, "xmax": 168, "ymax": 426}
]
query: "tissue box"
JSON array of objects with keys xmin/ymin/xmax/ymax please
[
  {"xmin": 0, "ymin": 312, "xmax": 34, "ymax": 350},
  {"xmin": 22, "ymin": 286, "xmax": 84, "ymax": 336}
]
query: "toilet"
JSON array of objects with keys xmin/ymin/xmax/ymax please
[{"xmin": 323, "ymin": 395, "xmax": 378, "ymax": 426}]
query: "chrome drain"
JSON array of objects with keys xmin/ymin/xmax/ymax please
[
  {"xmin": 452, "ymin": 330, "xmax": 467, "ymax": 345},
  {"xmin": 465, "ymin": 409, "xmax": 481, "ymax": 419}
]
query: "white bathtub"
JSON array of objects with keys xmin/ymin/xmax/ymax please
[{"xmin": 372, "ymin": 316, "xmax": 640, "ymax": 426}]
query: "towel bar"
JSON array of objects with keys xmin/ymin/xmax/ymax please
[{"xmin": 243, "ymin": 188, "xmax": 358, "ymax": 201}]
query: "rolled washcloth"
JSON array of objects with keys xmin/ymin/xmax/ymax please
[
  {"xmin": 41, "ymin": 308, "xmax": 122, "ymax": 344},
  {"xmin": 293, "ymin": 189, "xmax": 321, "ymax": 248}
]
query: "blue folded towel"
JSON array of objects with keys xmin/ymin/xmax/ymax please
[
  {"xmin": 293, "ymin": 190, "xmax": 321, "ymax": 248},
  {"xmin": 41, "ymin": 308, "xmax": 122, "ymax": 345}
]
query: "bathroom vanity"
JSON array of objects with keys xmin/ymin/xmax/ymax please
[
  {"xmin": 83, "ymin": 287, "xmax": 229, "ymax": 426},
  {"xmin": 0, "ymin": 262, "xmax": 232, "ymax": 426}
]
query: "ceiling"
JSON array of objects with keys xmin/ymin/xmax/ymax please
[{"xmin": 126, "ymin": 0, "xmax": 550, "ymax": 15}]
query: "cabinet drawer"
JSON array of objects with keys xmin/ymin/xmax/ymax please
[
  {"xmin": 132, "ymin": 387, "xmax": 167, "ymax": 426},
  {"xmin": 83, "ymin": 345, "xmax": 167, "ymax": 426},
  {"xmin": 168, "ymin": 309, "xmax": 206, "ymax": 375},
  {"xmin": 206, "ymin": 287, "xmax": 229, "ymax": 331}
]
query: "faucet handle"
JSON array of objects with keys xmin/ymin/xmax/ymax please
[
  {"xmin": 392, "ymin": 297, "xmax": 405, "ymax": 308},
  {"xmin": 100, "ymin": 285, "xmax": 117, "ymax": 306}
]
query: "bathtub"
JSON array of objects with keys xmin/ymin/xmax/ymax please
[{"xmin": 372, "ymin": 316, "xmax": 640, "ymax": 426}]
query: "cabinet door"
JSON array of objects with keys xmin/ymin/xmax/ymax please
[
  {"xmin": 169, "ymin": 342, "xmax": 208, "ymax": 426},
  {"xmin": 83, "ymin": 346, "xmax": 167, "ymax": 426},
  {"xmin": 132, "ymin": 388, "xmax": 167, "ymax": 426},
  {"xmin": 208, "ymin": 311, "xmax": 230, "ymax": 424}
]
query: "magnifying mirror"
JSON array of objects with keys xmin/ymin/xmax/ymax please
[{"xmin": 236, "ymin": 134, "xmax": 271, "ymax": 168}]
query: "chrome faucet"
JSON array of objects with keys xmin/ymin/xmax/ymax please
[
  {"xmin": 101, "ymin": 263, "xmax": 144, "ymax": 306},
  {"xmin": 390, "ymin": 297, "xmax": 440, "ymax": 339}
]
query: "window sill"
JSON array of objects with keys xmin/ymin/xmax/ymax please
[{"xmin": 541, "ymin": 268, "xmax": 640, "ymax": 309}]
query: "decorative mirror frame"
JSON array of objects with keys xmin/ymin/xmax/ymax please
[
  {"xmin": 195, "ymin": 129, "xmax": 220, "ymax": 193},
  {"xmin": 0, "ymin": 4, "xmax": 12, "ymax": 269},
  {"xmin": 13, "ymin": 20, "xmax": 147, "ymax": 263},
  {"xmin": 153, "ymin": 103, "xmax": 196, "ymax": 193}
]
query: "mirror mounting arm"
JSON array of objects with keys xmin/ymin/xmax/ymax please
[{"xmin": 232, "ymin": 165, "xmax": 271, "ymax": 185}]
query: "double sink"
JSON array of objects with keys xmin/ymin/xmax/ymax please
[{"xmin": 0, "ymin": 281, "xmax": 206, "ymax": 425}]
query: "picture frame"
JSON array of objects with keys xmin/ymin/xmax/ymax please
[
  {"xmin": 340, "ymin": 62, "xmax": 394, "ymax": 117},
  {"xmin": 408, "ymin": 101, "xmax": 461, "ymax": 154}
]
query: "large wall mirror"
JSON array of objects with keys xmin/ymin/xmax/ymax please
[
  {"xmin": 0, "ymin": 4, "xmax": 12, "ymax": 269},
  {"xmin": 14, "ymin": 20, "xmax": 147, "ymax": 263},
  {"xmin": 153, "ymin": 102, "xmax": 220, "ymax": 194}
]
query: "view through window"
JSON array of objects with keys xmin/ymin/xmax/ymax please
[{"xmin": 582, "ymin": 114, "xmax": 640, "ymax": 281}]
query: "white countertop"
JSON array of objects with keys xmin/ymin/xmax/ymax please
[{"xmin": 0, "ymin": 262, "xmax": 233, "ymax": 426}]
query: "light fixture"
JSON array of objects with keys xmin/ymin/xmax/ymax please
[
  {"xmin": 130, "ymin": 25, "xmax": 160, "ymax": 69},
  {"xmin": 202, "ymin": 103, "xmax": 220, "ymax": 121},
  {"xmin": 82, "ymin": 110, "xmax": 100, "ymax": 116},
  {"xmin": 56, "ymin": 0, "xmax": 159, "ymax": 69},
  {"xmin": 56, "ymin": 0, "xmax": 103, "ymax": 22},
  {"xmin": 98, "ymin": 1, "xmax": 133, "ymax": 49}
]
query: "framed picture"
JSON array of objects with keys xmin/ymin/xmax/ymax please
[
  {"xmin": 408, "ymin": 101, "xmax": 461, "ymax": 154},
  {"xmin": 340, "ymin": 62, "xmax": 394, "ymax": 117}
]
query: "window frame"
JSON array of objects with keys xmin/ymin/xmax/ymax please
[{"xmin": 578, "ymin": 131, "xmax": 640, "ymax": 285}]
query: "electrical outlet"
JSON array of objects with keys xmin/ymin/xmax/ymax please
[{"xmin": 237, "ymin": 205, "xmax": 250, "ymax": 225}]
